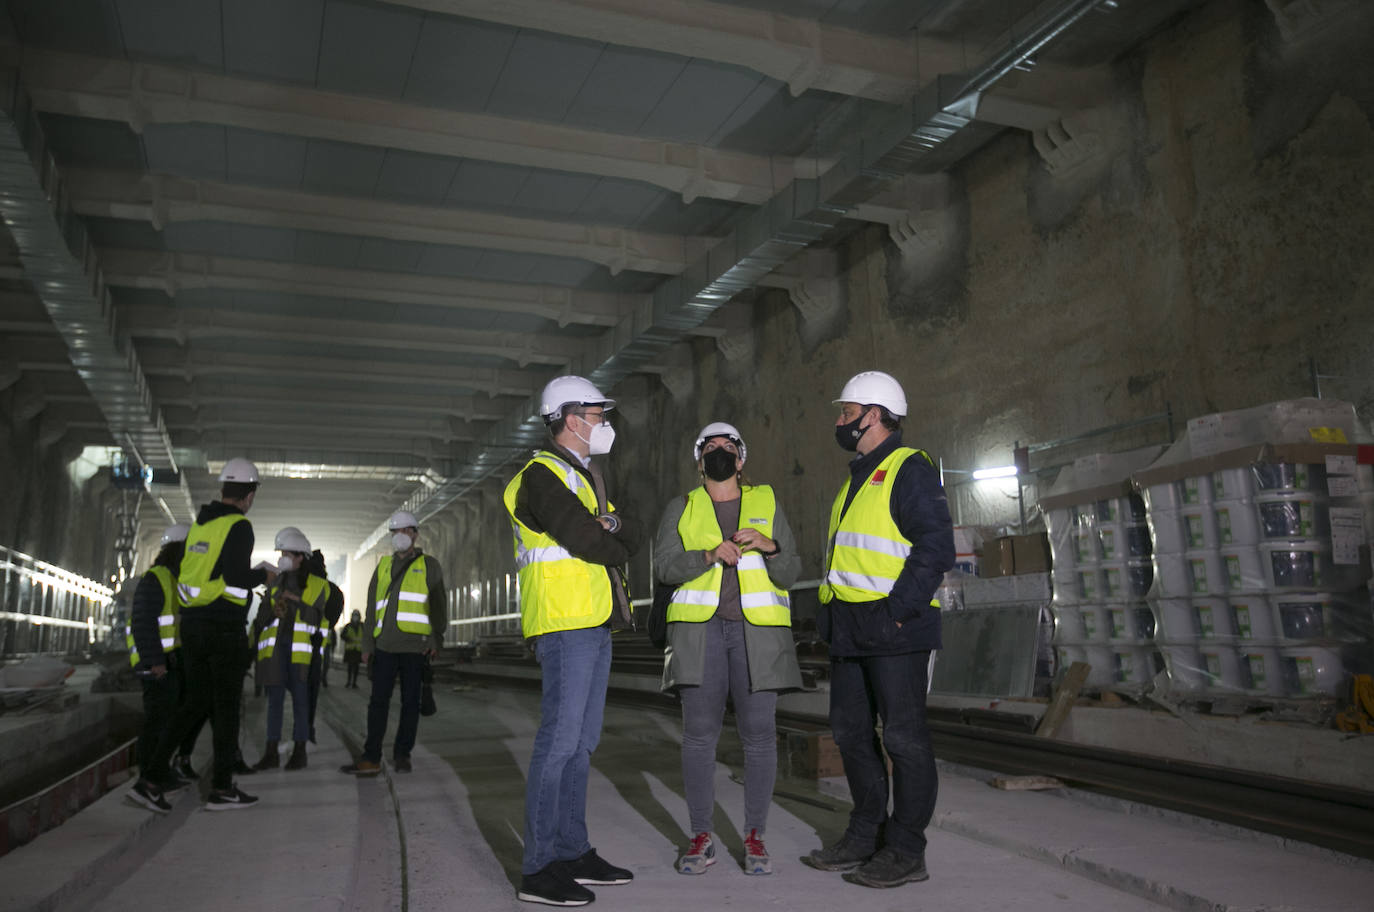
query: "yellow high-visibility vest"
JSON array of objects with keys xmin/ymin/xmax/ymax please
[
  {"xmin": 341, "ymin": 624, "xmax": 363, "ymax": 650},
  {"xmin": 503, "ymin": 451, "xmax": 613, "ymax": 638},
  {"xmin": 819, "ymin": 447, "xmax": 941, "ymax": 610},
  {"xmin": 258, "ymin": 574, "xmax": 329, "ymax": 665},
  {"xmin": 667, "ymin": 485, "xmax": 790, "ymax": 627},
  {"xmin": 373, "ymin": 555, "xmax": 434, "ymax": 637},
  {"xmin": 127, "ymin": 565, "xmax": 180, "ymax": 667},
  {"xmin": 178, "ymin": 514, "xmax": 250, "ymax": 608}
]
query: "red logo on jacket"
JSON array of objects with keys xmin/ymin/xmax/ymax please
[{"xmin": 869, "ymin": 469, "xmax": 887, "ymax": 485}]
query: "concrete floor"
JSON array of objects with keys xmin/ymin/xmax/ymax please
[{"xmin": 3, "ymin": 673, "xmax": 1372, "ymax": 912}]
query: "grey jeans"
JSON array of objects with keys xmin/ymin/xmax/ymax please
[{"xmin": 679, "ymin": 615, "xmax": 778, "ymax": 836}]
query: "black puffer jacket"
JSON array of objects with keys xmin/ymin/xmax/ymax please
[{"xmin": 817, "ymin": 433, "xmax": 956, "ymax": 657}]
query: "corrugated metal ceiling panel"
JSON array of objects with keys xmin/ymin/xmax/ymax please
[
  {"xmin": 403, "ymin": 15, "xmax": 518, "ymax": 109},
  {"xmin": 483, "ymin": 30, "xmax": 605, "ymax": 122},
  {"xmin": 117, "ymin": 0, "xmax": 223, "ymax": 69},
  {"xmin": 316, "ymin": 0, "xmax": 422, "ymax": 97},
  {"xmin": 222, "ymin": 0, "xmax": 324, "ymax": 85},
  {"xmin": 563, "ymin": 45, "xmax": 689, "ymax": 134},
  {"xmin": 637, "ymin": 60, "xmax": 767, "ymax": 144}
]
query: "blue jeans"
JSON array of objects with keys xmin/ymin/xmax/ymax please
[
  {"xmin": 521, "ymin": 626, "xmax": 611, "ymax": 875},
  {"xmin": 265, "ymin": 667, "xmax": 310, "ymax": 743},
  {"xmin": 829, "ymin": 651, "xmax": 938, "ymax": 858},
  {"xmin": 363, "ymin": 649, "xmax": 426, "ymax": 762}
]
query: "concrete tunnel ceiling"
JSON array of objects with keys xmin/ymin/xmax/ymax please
[{"xmin": 0, "ymin": 0, "xmax": 1204, "ymax": 558}]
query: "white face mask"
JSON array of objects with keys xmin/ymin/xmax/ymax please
[
  {"xmin": 587, "ymin": 421, "xmax": 616, "ymax": 455},
  {"xmin": 391, "ymin": 531, "xmax": 414, "ymax": 552},
  {"xmin": 277, "ymin": 553, "xmax": 298, "ymax": 572},
  {"xmin": 570, "ymin": 413, "xmax": 616, "ymax": 455}
]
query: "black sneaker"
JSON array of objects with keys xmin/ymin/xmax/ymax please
[
  {"xmin": 128, "ymin": 779, "xmax": 171, "ymax": 814},
  {"xmin": 206, "ymin": 785, "xmax": 259, "ymax": 811},
  {"xmin": 801, "ymin": 835, "xmax": 875, "ymax": 872},
  {"xmin": 841, "ymin": 846, "xmax": 929, "ymax": 888},
  {"xmin": 517, "ymin": 864, "xmax": 593, "ymax": 906},
  {"xmin": 393, "ymin": 755, "xmax": 412, "ymax": 773},
  {"xmin": 563, "ymin": 848, "xmax": 632, "ymax": 885}
]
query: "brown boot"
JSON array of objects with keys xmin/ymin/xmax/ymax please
[
  {"xmin": 284, "ymin": 741, "xmax": 307, "ymax": 770},
  {"xmin": 253, "ymin": 742, "xmax": 280, "ymax": 771}
]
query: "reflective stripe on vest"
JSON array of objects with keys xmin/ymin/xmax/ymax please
[
  {"xmin": 342, "ymin": 625, "xmax": 363, "ymax": 649},
  {"xmin": 373, "ymin": 555, "xmax": 434, "ymax": 637},
  {"xmin": 667, "ymin": 485, "xmax": 791, "ymax": 627},
  {"xmin": 126, "ymin": 624, "xmax": 139, "ymax": 668},
  {"xmin": 178, "ymin": 514, "xmax": 251, "ymax": 608},
  {"xmin": 259, "ymin": 575, "xmax": 329, "ymax": 665},
  {"xmin": 150, "ymin": 565, "xmax": 180, "ymax": 650},
  {"xmin": 503, "ymin": 451, "xmax": 612, "ymax": 638},
  {"xmin": 819, "ymin": 447, "xmax": 940, "ymax": 610}
]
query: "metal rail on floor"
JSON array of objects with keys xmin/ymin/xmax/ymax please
[{"xmin": 448, "ymin": 660, "xmax": 1374, "ymax": 862}]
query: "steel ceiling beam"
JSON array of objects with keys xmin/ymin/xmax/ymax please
[
  {"xmin": 152, "ymin": 385, "xmax": 512, "ymax": 422},
  {"xmin": 138, "ymin": 349, "xmax": 544, "ymax": 397},
  {"xmin": 14, "ymin": 47, "xmax": 820, "ymax": 205},
  {"xmin": 66, "ymin": 170, "xmax": 707, "ymax": 276},
  {"xmin": 117, "ymin": 303, "xmax": 576, "ymax": 368},
  {"xmin": 99, "ymin": 248, "xmax": 636, "ymax": 328}
]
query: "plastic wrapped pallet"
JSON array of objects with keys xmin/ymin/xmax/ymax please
[{"xmin": 1133, "ymin": 399, "xmax": 1374, "ymax": 698}]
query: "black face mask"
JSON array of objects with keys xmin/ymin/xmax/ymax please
[
  {"xmin": 701, "ymin": 448, "xmax": 738, "ymax": 481},
  {"xmin": 835, "ymin": 414, "xmax": 869, "ymax": 452}
]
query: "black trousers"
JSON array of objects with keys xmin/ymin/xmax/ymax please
[
  {"xmin": 148, "ymin": 621, "xmax": 248, "ymax": 791},
  {"xmin": 138, "ymin": 650, "xmax": 207, "ymax": 767}
]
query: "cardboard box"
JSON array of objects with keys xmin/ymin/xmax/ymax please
[
  {"xmin": 981, "ymin": 537, "xmax": 1016, "ymax": 577},
  {"xmin": 1012, "ymin": 533, "xmax": 1051, "ymax": 574},
  {"xmin": 981, "ymin": 534, "xmax": 1050, "ymax": 576},
  {"xmin": 780, "ymin": 730, "xmax": 844, "ymax": 779}
]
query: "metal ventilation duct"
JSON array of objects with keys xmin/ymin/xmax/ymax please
[
  {"xmin": 0, "ymin": 70, "xmax": 194, "ymax": 520},
  {"xmin": 354, "ymin": 0, "xmax": 1112, "ymax": 558}
]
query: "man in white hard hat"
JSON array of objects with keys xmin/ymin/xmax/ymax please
[
  {"xmin": 341, "ymin": 510, "xmax": 447, "ymax": 776},
  {"xmin": 504, "ymin": 375, "xmax": 642, "ymax": 906},
  {"xmin": 127, "ymin": 523, "xmax": 205, "ymax": 813},
  {"xmin": 802, "ymin": 371, "xmax": 955, "ymax": 888},
  {"xmin": 142, "ymin": 457, "xmax": 276, "ymax": 810},
  {"xmin": 250, "ymin": 527, "xmax": 328, "ymax": 772}
]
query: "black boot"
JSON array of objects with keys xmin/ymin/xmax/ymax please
[
  {"xmin": 284, "ymin": 741, "xmax": 307, "ymax": 770},
  {"xmin": 253, "ymin": 742, "xmax": 280, "ymax": 771}
]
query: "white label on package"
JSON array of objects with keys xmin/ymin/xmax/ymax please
[
  {"xmin": 1329, "ymin": 507, "xmax": 1365, "ymax": 565},
  {"xmin": 1325, "ymin": 453, "xmax": 1356, "ymax": 475},
  {"xmin": 1328, "ymin": 475, "xmax": 1360, "ymax": 497}
]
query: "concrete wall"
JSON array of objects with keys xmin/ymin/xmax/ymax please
[{"xmin": 425, "ymin": 0, "xmax": 1374, "ymax": 616}]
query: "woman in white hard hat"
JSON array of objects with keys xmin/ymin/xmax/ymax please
[
  {"xmin": 251, "ymin": 527, "xmax": 329, "ymax": 771},
  {"xmin": 654, "ymin": 422, "xmax": 803, "ymax": 876}
]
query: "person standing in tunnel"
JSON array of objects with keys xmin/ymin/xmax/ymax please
[
  {"xmin": 340, "ymin": 511, "xmax": 447, "ymax": 776},
  {"xmin": 139, "ymin": 457, "xmax": 276, "ymax": 810},
  {"xmin": 654, "ymin": 422, "xmax": 803, "ymax": 876},
  {"xmin": 504, "ymin": 375, "xmax": 643, "ymax": 907},
  {"xmin": 304, "ymin": 549, "xmax": 345, "ymax": 738},
  {"xmin": 126, "ymin": 522, "xmax": 207, "ymax": 812},
  {"xmin": 251, "ymin": 527, "xmax": 328, "ymax": 771},
  {"xmin": 341, "ymin": 609, "xmax": 364, "ymax": 688},
  {"xmin": 802, "ymin": 371, "xmax": 955, "ymax": 888}
]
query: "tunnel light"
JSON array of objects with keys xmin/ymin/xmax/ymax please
[{"xmin": 971, "ymin": 465, "xmax": 1019, "ymax": 481}]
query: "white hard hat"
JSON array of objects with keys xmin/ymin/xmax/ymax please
[
  {"xmin": 388, "ymin": 511, "xmax": 419, "ymax": 531},
  {"xmin": 274, "ymin": 526, "xmax": 312, "ymax": 553},
  {"xmin": 693, "ymin": 422, "xmax": 748, "ymax": 462},
  {"xmin": 833, "ymin": 371, "xmax": 908, "ymax": 417},
  {"xmin": 217, "ymin": 457, "xmax": 260, "ymax": 484},
  {"xmin": 160, "ymin": 523, "xmax": 190, "ymax": 546},
  {"xmin": 538, "ymin": 375, "xmax": 615, "ymax": 419}
]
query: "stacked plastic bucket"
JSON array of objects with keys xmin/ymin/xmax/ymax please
[
  {"xmin": 1047, "ymin": 493, "xmax": 1158, "ymax": 688},
  {"xmin": 1147, "ymin": 462, "xmax": 1368, "ymax": 697}
]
